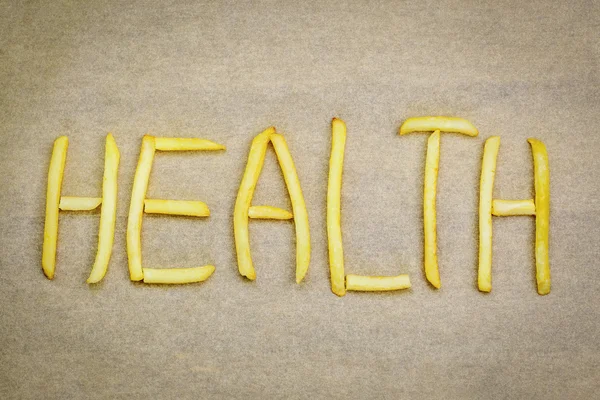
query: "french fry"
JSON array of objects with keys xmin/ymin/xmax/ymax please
[
  {"xmin": 234, "ymin": 127, "xmax": 275, "ymax": 280},
  {"xmin": 492, "ymin": 199, "xmax": 535, "ymax": 216},
  {"xmin": 127, "ymin": 135, "xmax": 156, "ymax": 281},
  {"xmin": 87, "ymin": 134, "xmax": 120, "ymax": 284},
  {"xmin": 424, "ymin": 130, "xmax": 441, "ymax": 288},
  {"xmin": 529, "ymin": 138, "xmax": 550, "ymax": 295},
  {"xmin": 346, "ymin": 274, "xmax": 411, "ymax": 291},
  {"xmin": 144, "ymin": 199, "xmax": 210, "ymax": 217},
  {"xmin": 478, "ymin": 136, "xmax": 501, "ymax": 292},
  {"xmin": 327, "ymin": 118, "xmax": 347, "ymax": 296},
  {"xmin": 270, "ymin": 133, "xmax": 311, "ymax": 283},
  {"xmin": 248, "ymin": 206, "xmax": 293, "ymax": 220},
  {"xmin": 154, "ymin": 137, "xmax": 225, "ymax": 151},
  {"xmin": 42, "ymin": 136, "xmax": 68, "ymax": 279},
  {"xmin": 59, "ymin": 196, "xmax": 102, "ymax": 211},
  {"xmin": 142, "ymin": 265, "xmax": 215, "ymax": 284},
  {"xmin": 399, "ymin": 116, "xmax": 479, "ymax": 137}
]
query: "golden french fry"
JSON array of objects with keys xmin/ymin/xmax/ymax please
[
  {"xmin": 234, "ymin": 127, "xmax": 275, "ymax": 280},
  {"xmin": 424, "ymin": 130, "xmax": 441, "ymax": 288},
  {"xmin": 327, "ymin": 118, "xmax": 347, "ymax": 296},
  {"xmin": 142, "ymin": 265, "xmax": 215, "ymax": 284},
  {"xmin": 144, "ymin": 199, "xmax": 210, "ymax": 217},
  {"xmin": 59, "ymin": 196, "xmax": 102, "ymax": 211},
  {"xmin": 154, "ymin": 137, "xmax": 225, "ymax": 151},
  {"xmin": 492, "ymin": 199, "xmax": 535, "ymax": 216},
  {"xmin": 478, "ymin": 136, "xmax": 501, "ymax": 292},
  {"xmin": 42, "ymin": 136, "xmax": 69, "ymax": 279},
  {"xmin": 399, "ymin": 116, "xmax": 479, "ymax": 137},
  {"xmin": 248, "ymin": 205, "xmax": 293, "ymax": 220},
  {"xmin": 529, "ymin": 138, "xmax": 550, "ymax": 295},
  {"xmin": 87, "ymin": 134, "xmax": 120, "ymax": 284},
  {"xmin": 346, "ymin": 274, "xmax": 411, "ymax": 291},
  {"xmin": 127, "ymin": 135, "xmax": 156, "ymax": 281},
  {"xmin": 270, "ymin": 133, "xmax": 311, "ymax": 283}
]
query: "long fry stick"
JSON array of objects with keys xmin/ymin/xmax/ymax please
[
  {"xmin": 399, "ymin": 116, "xmax": 479, "ymax": 137},
  {"xmin": 144, "ymin": 199, "xmax": 210, "ymax": 217},
  {"xmin": 424, "ymin": 130, "xmax": 441, "ymax": 288},
  {"xmin": 492, "ymin": 199, "xmax": 535, "ymax": 216},
  {"xmin": 249, "ymin": 206, "xmax": 293, "ymax": 220},
  {"xmin": 327, "ymin": 118, "xmax": 347, "ymax": 296},
  {"xmin": 234, "ymin": 127, "xmax": 275, "ymax": 280},
  {"xmin": 529, "ymin": 138, "xmax": 551, "ymax": 295},
  {"xmin": 42, "ymin": 136, "xmax": 69, "ymax": 279},
  {"xmin": 478, "ymin": 136, "xmax": 500, "ymax": 292},
  {"xmin": 142, "ymin": 265, "xmax": 215, "ymax": 284},
  {"xmin": 346, "ymin": 274, "xmax": 411, "ymax": 291},
  {"xmin": 154, "ymin": 137, "xmax": 225, "ymax": 151},
  {"xmin": 127, "ymin": 135, "xmax": 155, "ymax": 281},
  {"xmin": 270, "ymin": 133, "xmax": 311, "ymax": 283},
  {"xmin": 59, "ymin": 196, "xmax": 102, "ymax": 211},
  {"xmin": 87, "ymin": 134, "xmax": 120, "ymax": 283}
]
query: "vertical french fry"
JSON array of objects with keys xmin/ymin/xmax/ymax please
[
  {"xmin": 87, "ymin": 134, "xmax": 120, "ymax": 284},
  {"xmin": 42, "ymin": 136, "xmax": 69, "ymax": 279},
  {"xmin": 423, "ymin": 130, "xmax": 441, "ymax": 288},
  {"xmin": 529, "ymin": 138, "xmax": 550, "ymax": 295}
]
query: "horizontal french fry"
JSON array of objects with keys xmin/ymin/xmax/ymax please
[
  {"xmin": 423, "ymin": 130, "xmax": 441, "ymax": 288},
  {"xmin": 346, "ymin": 274, "xmax": 411, "ymax": 291},
  {"xmin": 154, "ymin": 137, "xmax": 225, "ymax": 151},
  {"xmin": 400, "ymin": 116, "xmax": 479, "ymax": 137},
  {"xmin": 529, "ymin": 138, "xmax": 550, "ymax": 295},
  {"xmin": 144, "ymin": 199, "xmax": 210, "ymax": 217},
  {"xmin": 492, "ymin": 199, "xmax": 535, "ymax": 216},
  {"xmin": 42, "ymin": 136, "xmax": 69, "ymax": 279},
  {"xmin": 59, "ymin": 196, "xmax": 102, "ymax": 211},
  {"xmin": 142, "ymin": 265, "xmax": 215, "ymax": 284},
  {"xmin": 248, "ymin": 205, "xmax": 293, "ymax": 220}
]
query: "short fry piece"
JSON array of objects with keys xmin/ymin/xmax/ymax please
[
  {"xmin": 478, "ymin": 136, "xmax": 501, "ymax": 292},
  {"xmin": 346, "ymin": 274, "xmax": 411, "ymax": 291},
  {"xmin": 42, "ymin": 136, "xmax": 69, "ymax": 279},
  {"xmin": 399, "ymin": 116, "xmax": 479, "ymax": 137},
  {"xmin": 142, "ymin": 265, "xmax": 215, "ymax": 284},
  {"xmin": 529, "ymin": 138, "xmax": 551, "ymax": 295},
  {"xmin": 492, "ymin": 199, "xmax": 535, "ymax": 216},
  {"xmin": 249, "ymin": 205, "xmax": 293, "ymax": 220},
  {"xmin": 327, "ymin": 118, "xmax": 347, "ymax": 297},
  {"xmin": 127, "ymin": 135, "xmax": 156, "ymax": 281},
  {"xmin": 87, "ymin": 134, "xmax": 120, "ymax": 284},
  {"xmin": 424, "ymin": 130, "xmax": 441, "ymax": 288},
  {"xmin": 144, "ymin": 199, "xmax": 210, "ymax": 217},
  {"xmin": 154, "ymin": 138, "xmax": 225, "ymax": 151},
  {"xmin": 59, "ymin": 196, "xmax": 102, "ymax": 211}
]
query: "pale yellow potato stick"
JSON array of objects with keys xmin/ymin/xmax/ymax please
[
  {"xmin": 529, "ymin": 138, "xmax": 550, "ymax": 295},
  {"xmin": 59, "ymin": 196, "xmax": 102, "ymax": 211},
  {"xmin": 423, "ymin": 130, "xmax": 441, "ymax": 288},
  {"xmin": 346, "ymin": 274, "xmax": 411, "ymax": 292},
  {"xmin": 248, "ymin": 205, "xmax": 293, "ymax": 220},
  {"xmin": 42, "ymin": 136, "xmax": 69, "ymax": 279},
  {"xmin": 154, "ymin": 137, "xmax": 225, "ymax": 151},
  {"xmin": 127, "ymin": 135, "xmax": 156, "ymax": 281},
  {"xmin": 327, "ymin": 118, "xmax": 347, "ymax": 296},
  {"xmin": 234, "ymin": 127, "xmax": 275, "ymax": 280},
  {"xmin": 270, "ymin": 133, "xmax": 311, "ymax": 283},
  {"xmin": 144, "ymin": 199, "xmax": 210, "ymax": 217},
  {"xmin": 492, "ymin": 199, "xmax": 535, "ymax": 216},
  {"xmin": 399, "ymin": 116, "xmax": 479, "ymax": 137},
  {"xmin": 87, "ymin": 134, "xmax": 120, "ymax": 284},
  {"xmin": 478, "ymin": 136, "xmax": 501, "ymax": 292},
  {"xmin": 142, "ymin": 265, "xmax": 215, "ymax": 284}
]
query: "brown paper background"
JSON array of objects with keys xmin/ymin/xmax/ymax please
[{"xmin": 1, "ymin": 1, "xmax": 599, "ymax": 398}]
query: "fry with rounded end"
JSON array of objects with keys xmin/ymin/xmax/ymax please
[
  {"xmin": 144, "ymin": 199, "xmax": 210, "ymax": 217},
  {"xmin": 234, "ymin": 127, "xmax": 275, "ymax": 280},
  {"xmin": 399, "ymin": 116, "xmax": 479, "ymax": 137},
  {"xmin": 127, "ymin": 135, "xmax": 156, "ymax": 281},
  {"xmin": 478, "ymin": 136, "xmax": 500, "ymax": 292},
  {"xmin": 270, "ymin": 133, "xmax": 311, "ymax": 283},
  {"xmin": 492, "ymin": 199, "xmax": 535, "ymax": 216},
  {"xmin": 154, "ymin": 137, "xmax": 225, "ymax": 151},
  {"xmin": 249, "ymin": 205, "xmax": 293, "ymax": 220},
  {"xmin": 88, "ymin": 134, "xmax": 120, "ymax": 284},
  {"xmin": 345, "ymin": 274, "xmax": 411, "ymax": 291},
  {"xmin": 529, "ymin": 138, "xmax": 551, "ymax": 295},
  {"xmin": 59, "ymin": 196, "xmax": 102, "ymax": 211},
  {"xmin": 142, "ymin": 265, "xmax": 215, "ymax": 284},
  {"xmin": 424, "ymin": 130, "xmax": 441, "ymax": 288},
  {"xmin": 327, "ymin": 118, "xmax": 347, "ymax": 296},
  {"xmin": 42, "ymin": 136, "xmax": 69, "ymax": 279}
]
